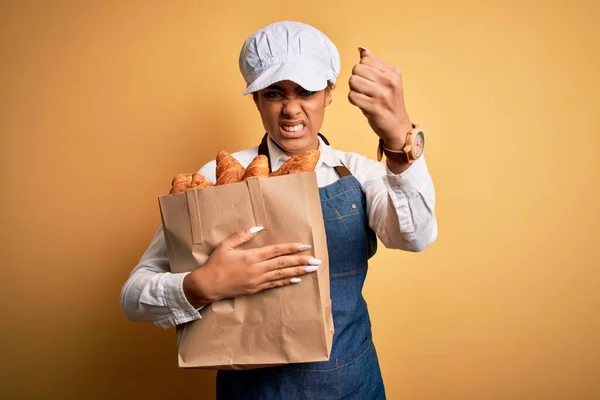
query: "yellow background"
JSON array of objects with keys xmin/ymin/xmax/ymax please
[{"xmin": 2, "ymin": 0, "xmax": 599, "ymax": 399}]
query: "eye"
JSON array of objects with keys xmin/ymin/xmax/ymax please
[
  {"xmin": 264, "ymin": 91, "xmax": 283, "ymax": 99},
  {"xmin": 299, "ymin": 89, "xmax": 316, "ymax": 97}
]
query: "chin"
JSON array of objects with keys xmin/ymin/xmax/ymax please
[{"xmin": 275, "ymin": 135, "xmax": 318, "ymax": 155}]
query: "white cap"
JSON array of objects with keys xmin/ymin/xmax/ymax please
[{"xmin": 238, "ymin": 21, "xmax": 341, "ymax": 95}]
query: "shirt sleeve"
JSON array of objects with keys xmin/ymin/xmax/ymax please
[
  {"xmin": 119, "ymin": 146, "xmax": 265, "ymax": 330},
  {"xmin": 344, "ymin": 152, "xmax": 438, "ymax": 252},
  {"xmin": 119, "ymin": 225, "xmax": 205, "ymax": 328},
  {"xmin": 119, "ymin": 156, "xmax": 241, "ymax": 329}
]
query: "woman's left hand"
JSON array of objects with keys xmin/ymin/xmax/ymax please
[{"xmin": 348, "ymin": 47, "xmax": 413, "ymax": 150}]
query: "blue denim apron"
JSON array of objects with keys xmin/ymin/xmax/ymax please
[{"xmin": 216, "ymin": 135, "xmax": 386, "ymax": 399}]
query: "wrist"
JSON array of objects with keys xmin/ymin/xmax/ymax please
[
  {"xmin": 386, "ymin": 157, "xmax": 411, "ymax": 174},
  {"xmin": 183, "ymin": 269, "xmax": 218, "ymax": 308},
  {"xmin": 382, "ymin": 137, "xmax": 404, "ymax": 151},
  {"xmin": 377, "ymin": 122, "xmax": 422, "ymax": 173},
  {"xmin": 381, "ymin": 120, "xmax": 413, "ymax": 150}
]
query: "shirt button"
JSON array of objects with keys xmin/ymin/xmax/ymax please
[{"xmin": 351, "ymin": 203, "xmax": 357, "ymax": 209}]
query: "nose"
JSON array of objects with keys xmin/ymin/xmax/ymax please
[{"xmin": 282, "ymin": 97, "xmax": 301, "ymax": 118}]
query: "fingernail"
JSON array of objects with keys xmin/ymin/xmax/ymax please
[
  {"xmin": 359, "ymin": 46, "xmax": 369, "ymax": 53},
  {"xmin": 305, "ymin": 265, "xmax": 319, "ymax": 273},
  {"xmin": 308, "ymin": 258, "xmax": 322, "ymax": 266},
  {"xmin": 248, "ymin": 226, "xmax": 264, "ymax": 234},
  {"xmin": 290, "ymin": 277, "xmax": 302, "ymax": 283},
  {"xmin": 298, "ymin": 244, "xmax": 312, "ymax": 251}
]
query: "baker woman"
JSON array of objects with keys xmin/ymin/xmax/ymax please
[{"xmin": 121, "ymin": 20, "xmax": 437, "ymax": 399}]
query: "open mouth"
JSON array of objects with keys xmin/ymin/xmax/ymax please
[{"xmin": 280, "ymin": 122, "xmax": 306, "ymax": 138}]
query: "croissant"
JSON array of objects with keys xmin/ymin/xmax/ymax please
[
  {"xmin": 270, "ymin": 150, "xmax": 320, "ymax": 177},
  {"xmin": 190, "ymin": 173, "xmax": 214, "ymax": 189},
  {"xmin": 169, "ymin": 173, "xmax": 193, "ymax": 194},
  {"xmin": 216, "ymin": 150, "xmax": 245, "ymax": 185},
  {"xmin": 169, "ymin": 148, "xmax": 319, "ymax": 194},
  {"xmin": 171, "ymin": 173, "xmax": 193, "ymax": 186},
  {"xmin": 242, "ymin": 155, "xmax": 269, "ymax": 180},
  {"xmin": 170, "ymin": 182, "xmax": 189, "ymax": 194}
]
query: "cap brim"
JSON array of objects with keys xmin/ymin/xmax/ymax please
[{"xmin": 242, "ymin": 61, "xmax": 328, "ymax": 95}]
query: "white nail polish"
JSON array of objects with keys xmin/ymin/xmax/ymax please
[
  {"xmin": 248, "ymin": 226, "xmax": 264, "ymax": 234},
  {"xmin": 290, "ymin": 277, "xmax": 302, "ymax": 283},
  {"xmin": 308, "ymin": 258, "xmax": 322, "ymax": 266},
  {"xmin": 298, "ymin": 244, "xmax": 312, "ymax": 251},
  {"xmin": 305, "ymin": 265, "xmax": 319, "ymax": 273}
]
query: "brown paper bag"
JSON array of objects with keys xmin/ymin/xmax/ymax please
[{"xmin": 158, "ymin": 171, "xmax": 334, "ymax": 369}]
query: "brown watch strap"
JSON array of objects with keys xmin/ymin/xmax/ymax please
[
  {"xmin": 377, "ymin": 139, "xmax": 410, "ymax": 163},
  {"xmin": 376, "ymin": 123, "xmax": 419, "ymax": 164}
]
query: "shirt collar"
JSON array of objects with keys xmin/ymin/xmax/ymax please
[{"xmin": 266, "ymin": 135, "xmax": 342, "ymax": 172}]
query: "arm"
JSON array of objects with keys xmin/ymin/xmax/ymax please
[
  {"xmin": 119, "ymin": 225, "xmax": 203, "ymax": 329},
  {"xmin": 121, "ymin": 225, "xmax": 320, "ymax": 327},
  {"xmin": 346, "ymin": 47, "xmax": 436, "ymax": 250},
  {"xmin": 120, "ymin": 158, "xmax": 318, "ymax": 328},
  {"xmin": 119, "ymin": 161, "xmax": 219, "ymax": 328},
  {"xmin": 346, "ymin": 152, "xmax": 437, "ymax": 252}
]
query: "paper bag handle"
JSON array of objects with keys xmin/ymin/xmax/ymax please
[
  {"xmin": 186, "ymin": 178, "xmax": 269, "ymax": 245},
  {"xmin": 245, "ymin": 177, "xmax": 269, "ymax": 232},
  {"xmin": 186, "ymin": 189, "xmax": 204, "ymax": 245}
]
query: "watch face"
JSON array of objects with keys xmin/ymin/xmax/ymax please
[{"xmin": 413, "ymin": 131, "xmax": 424, "ymax": 157}]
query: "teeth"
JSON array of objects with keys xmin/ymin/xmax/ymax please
[{"xmin": 282, "ymin": 124, "xmax": 304, "ymax": 132}]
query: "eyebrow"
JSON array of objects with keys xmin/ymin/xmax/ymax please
[
  {"xmin": 266, "ymin": 85, "xmax": 287, "ymax": 91},
  {"xmin": 265, "ymin": 84, "xmax": 305, "ymax": 92}
]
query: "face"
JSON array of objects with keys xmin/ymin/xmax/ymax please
[{"xmin": 253, "ymin": 80, "xmax": 331, "ymax": 155}]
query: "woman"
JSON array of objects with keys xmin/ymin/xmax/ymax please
[{"xmin": 121, "ymin": 21, "xmax": 437, "ymax": 399}]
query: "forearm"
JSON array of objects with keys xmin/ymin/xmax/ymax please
[
  {"xmin": 182, "ymin": 267, "xmax": 217, "ymax": 308},
  {"xmin": 380, "ymin": 120, "xmax": 413, "ymax": 174},
  {"xmin": 366, "ymin": 156, "xmax": 438, "ymax": 252},
  {"xmin": 120, "ymin": 226, "xmax": 202, "ymax": 328},
  {"xmin": 120, "ymin": 267, "xmax": 202, "ymax": 328},
  {"xmin": 383, "ymin": 157, "xmax": 437, "ymax": 251},
  {"xmin": 385, "ymin": 157, "xmax": 411, "ymax": 174}
]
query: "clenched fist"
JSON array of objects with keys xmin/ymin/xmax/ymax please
[{"xmin": 348, "ymin": 47, "xmax": 413, "ymax": 151}]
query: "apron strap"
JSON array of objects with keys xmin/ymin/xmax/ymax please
[
  {"xmin": 258, "ymin": 133, "xmax": 352, "ymax": 177},
  {"xmin": 258, "ymin": 133, "xmax": 271, "ymax": 172}
]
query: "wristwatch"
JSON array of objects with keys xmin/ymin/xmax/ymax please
[{"xmin": 377, "ymin": 124, "xmax": 425, "ymax": 164}]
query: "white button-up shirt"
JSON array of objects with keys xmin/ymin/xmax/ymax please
[{"xmin": 120, "ymin": 135, "xmax": 437, "ymax": 328}]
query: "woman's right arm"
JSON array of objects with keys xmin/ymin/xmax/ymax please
[
  {"xmin": 120, "ymin": 225, "xmax": 319, "ymax": 329},
  {"xmin": 121, "ymin": 158, "xmax": 319, "ymax": 329},
  {"xmin": 120, "ymin": 225, "xmax": 204, "ymax": 329}
]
